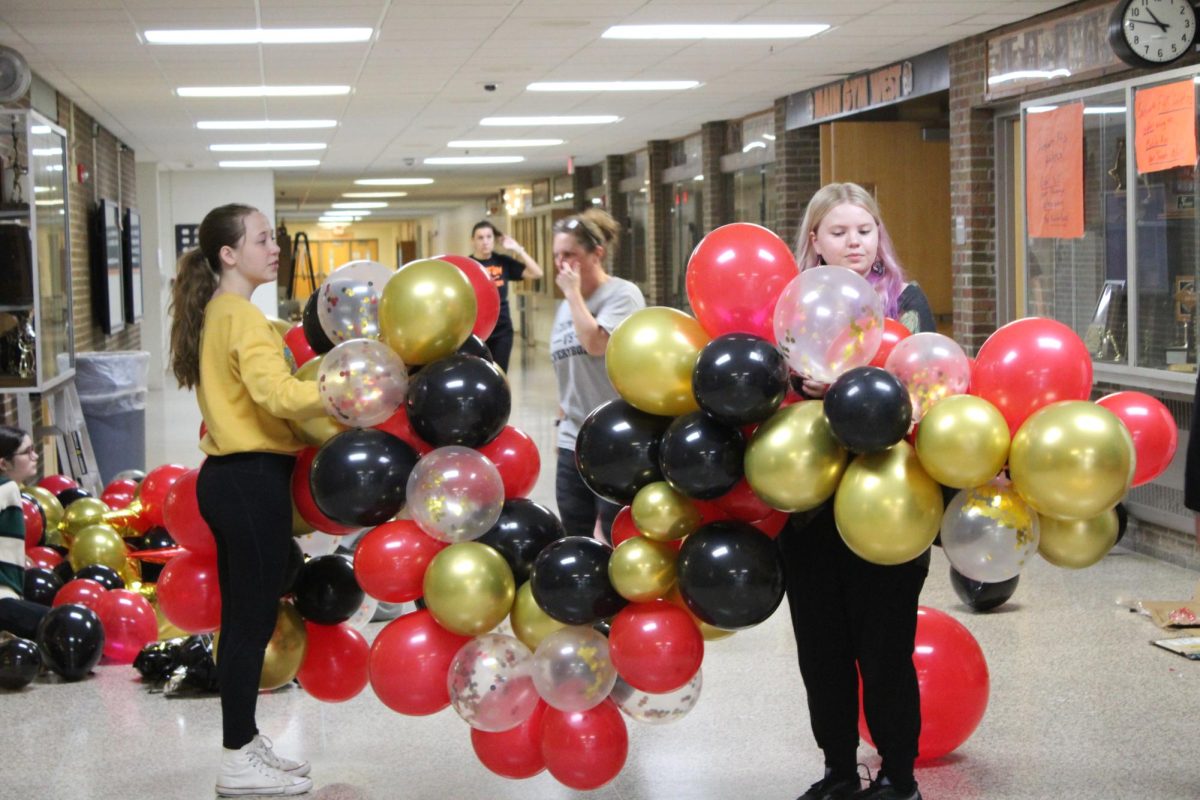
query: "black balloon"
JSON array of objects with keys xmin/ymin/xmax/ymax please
[
  {"xmin": 133, "ymin": 637, "xmax": 181, "ymax": 682},
  {"xmin": 36, "ymin": 604, "xmax": 105, "ymax": 681},
  {"xmin": 406, "ymin": 355, "xmax": 511, "ymax": 447},
  {"xmin": 310, "ymin": 429, "xmax": 419, "ymax": 526},
  {"xmin": 659, "ymin": 412, "xmax": 745, "ymax": 499},
  {"xmin": 677, "ymin": 521, "xmax": 785, "ymax": 629},
  {"xmin": 530, "ymin": 536, "xmax": 627, "ymax": 625},
  {"xmin": 575, "ymin": 399, "xmax": 672, "ymax": 505},
  {"xmin": 172, "ymin": 634, "xmax": 219, "ymax": 693},
  {"xmin": 302, "ymin": 291, "xmax": 335, "ymax": 354},
  {"xmin": 52, "ymin": 560, "xmax": 75, "ymax": 584},
  {"xmin": 74, "ymin": 564, "xmax": 124, "ymax": 591},
  {"xmin": 949, "ymin": 567, "xmax": 1019, "ymax": 613},
  {"xmin": 292, "ymin": 555, "xmax": 364, "ymax": 625},
  {"xmin": 0, "ymin": 638, "xmax": 41, "ymax": 690},
  {"xmin": 457, "ymin": 334, "xmax": 494, "ymax": 362},
  {"xmin": 479, "ymin": 499, "xmax": 567, "ymax": 585},
  {"xmin": 1115, "ymin": 502, "xmax": 1129, "ymax": 545},
  {"xmin": 692, "ymin": 333, "xmax": 790, "ymax": 426},
  {"xmin": 823, "ymin": 366, "xmax": 912, "ymax": 454},
  {"xmin": 136, "ymin": 526, "xmax": 176, "ymax": 582},
  {"xmin": 56, "ymin": 487, "xmax": 92, "ymax": 508},
  {"xmin": 23, "ymin": 568, "xmax": 63, "ymax": 606}
]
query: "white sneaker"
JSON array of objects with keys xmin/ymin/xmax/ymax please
[
  {"xmin": 216, "ymin": 742, "xmax": 313, "ymax": 797},
  {"xmin": 249, "ymin": 735, "xmax": 311, "ymax": 777}
]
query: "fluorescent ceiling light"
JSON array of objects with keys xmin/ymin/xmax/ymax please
[
  {"xmin": 742, "ymin": 141, "xmax": 767, "ymax": 152},
  {"xmin": 32, "ymin": 147, "xmax": 63, "ymax": 156},
  {"xmin": 218, "ymin": 159, "xmax": 321, "ymax": 168},
  {"xmin": 602, "ymin": 24, "xmax": 828, "ymax": 39},
  {"xmin": 342, "ymin": 191, "xmax": 407, "ymax": 198},
  {"xmin": 1085, "ymin": 106, "xmax": 1126, "ymax": 115},
  {"xmin": 179, "ymin": 85, "xmax": 350, "ymax": 97},
  {"xmin": 198, "ymin": 120, "xmax": 336, "ymax": 130},
  {"xmin": 145, "ymin": 28, "xmax": 373, "ymax": 45},
  {"xmin": 447, "ymin": 139, "xmax": 564, "ymax": 148},
  {"xmin": 354, "ymin": 178, "xmax": 435, "ymax": 186},
  {"xmin": 35, "ymin": 199, "xmax": 64, "ymax": 206},
  {"xmin": 1026, "ymin": 106, "xmax": 1057, "ymax": 114},
  {"xmin": 31, "ymin": 125, "xmax": 51, "ymax": 134},
  {"xmin": 332, "ymin": 202, "xmax": 388, "ymax": 209},
  {"xmin": 324, "ymin": 212, "xmax": 367, "ymax": 218},
  {"xmin": 209, "ymin": 143, "xmax": 327, "ymax": 152},
  {"xmin": 480, "ymin": 115, "xmax": 620, "ymax": 126},
  {"xmin": 988, "ymin": 69, "xmax": 1070, "ymax": 86},
  {"xmin": 424, "ymin": 156, "xmax": 525, "ymax": 165},
  {"xmin": 527, "ymin": 80, "xmax": 699, "ymax": 92}
]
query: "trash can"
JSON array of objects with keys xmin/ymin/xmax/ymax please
[{"xmin": 75, "ymin": 351, "xmax": 150, "ymax": 486}]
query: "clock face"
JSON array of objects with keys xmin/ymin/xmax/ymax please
[{"xmin": 1122, "ymin": 0, "xmax": 1197, "ymax": 63}]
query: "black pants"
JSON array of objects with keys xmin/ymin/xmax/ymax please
[
  {"xmin": 196, "ymin": 452, "xmax": 296, "ymax": 750},
  {"xmin": 0, "ymin": 597, "xmax": 49, "ymax": 639},
  {"xmin": 778, "ymin": 504, "xmax": 929, "ymax": 788},
  {"xmin": 555, "ymin": 447, "xmax": 620, "ymax": 541},
  {"xmin": 485, "ymin": 326, "xmax": 514, "ymax": 374}
]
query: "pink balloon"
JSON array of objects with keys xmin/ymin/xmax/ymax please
[
  {"xmin": 1096, "ymin": 391, "xmax": 1179, "ymax": 487},
  {"xmin": 95, "ymin": 589, "xmax": 159, "ymax": 664},
  {"xmin": 686, "ymin": 223, "xmax": 798, "ymax": 340}
]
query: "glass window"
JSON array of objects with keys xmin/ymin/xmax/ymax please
[{"xmin": 733, "ymin": 163, "xmax": 776, "ymax": 227}]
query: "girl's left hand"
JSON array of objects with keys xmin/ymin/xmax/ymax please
[{"xmin": 502, "ymin": 235, "xmax": 522, "ymax": 253}]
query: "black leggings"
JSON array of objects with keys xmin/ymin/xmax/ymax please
[
  {"xmin": 778, "ymin": 504, "xmax": 929, "ymax": 789},
  {"xmin": 196, "ymin": 452, "xmax": 296, "ymax": 750},
  {"xmin": 485, "ymin": 326, "xmax": 515, "ymax": 374},
  {"xmin": 555, "ymin": 447, "xmax": 621, "ymax": 542}
]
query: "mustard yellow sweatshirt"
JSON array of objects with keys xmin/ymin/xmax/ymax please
[{"xmin": 198, "ymin": 293, "xmax": 325, "ymax": 456}]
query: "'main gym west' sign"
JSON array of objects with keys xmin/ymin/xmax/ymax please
[{"xmin": 786, "ymin": 48, "xmax": 949, "ymax": 129}]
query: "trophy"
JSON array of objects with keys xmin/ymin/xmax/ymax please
[{"xmin": 1173, "ymin": 277, "xmax": 1197, "ymax": 352}]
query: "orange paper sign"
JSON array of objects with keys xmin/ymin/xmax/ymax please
[
  {"xmin": 1026, "ymin": 103, "xmax": 1084, "ymax": 239},
  {"xmin": 1135, "ymin": 79, "xmax": 1198, "ymax": 175}
]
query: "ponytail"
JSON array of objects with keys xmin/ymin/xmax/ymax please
[{"xmin": 169, "ymin": 249, "xmax": 218, "ymax": 389}]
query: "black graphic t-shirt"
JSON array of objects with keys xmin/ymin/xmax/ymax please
[{"xmin": 473, "ymin": 253, "xmax": 525, "ymax": 334}]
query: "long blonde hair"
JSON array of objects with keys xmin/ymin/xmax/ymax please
[
  {"xmin": 795, "ymin": 182, "xmax": 907, "ymax": 318},
  {"xmin": 168, "ymin": 204, "xmax": 257, "ymax": 388}
]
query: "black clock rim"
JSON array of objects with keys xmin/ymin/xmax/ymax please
[{"xmin": 1107, "ymin": 0, "xmax": 1197, "ymax": 68}]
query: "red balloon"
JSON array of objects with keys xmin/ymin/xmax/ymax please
[
  {"xmin": 858, "ymin": 606, "xmax": 989, "ymax": 762},
  {"xmin": 139, "ymin": 464, "xmax": 190, "ymax": 528},
  {"xmin": 292, "ymin": 447, "xmax": 359, "ymax": 535},
  {"xmin": 713, "ymin": 478, "xmax": 772, "ymax": 522},
  {"xmin": 750, "ymin": 509, "xmax": 788, "ymax": 539},
  {"xmin": 610, "ymin": 507, "xmax": 639, "ymax": 548},
  {"xmin": 970, "ymin": 317, "xmax": 1093, "ymax": 436},
  {"xmin": 435, "ymin": 254, "xmax": 501, "ymax": 340},
  {"xmin": 157, "ymin": 551, "xmax": 222, "ymax": 633},
  {"xmin": 38, "ymin": 474, "xmax": 78, "ymax": 494},
  {"xmin": 96, "ymin": 588, "xmax": 159, "ymax": 664},
  {"xmin": 163, "ymin": 468, "xmax": 216, "ymax": 557},
  {"xmin": 869, "ymin": 318, "xmax": 913, "ymax": 369},
  {"xmin": 101, "ymin": 477, "xmax": 137, "ymax": 509},
  {"xmin": 26, "ymin": 545, "xmax": 63, "ymax": 570},
  {"xmin": 1096, "ymin": 391, "xmax": 1178, "ymax": 487},
  {"xmin": 477, "ymin": 425, "xmax": 541, "ymax": 499},
  {"xmin": 685, "ymin": 222, "xmax": 799, "ymax": 341},
  {"xmin": 20, "ymin": 495, "xmax": 44, "ymax": 549},
  {"xmin": 297, "ymin": 621, "xmax": 370, "ymax": 703},
  {"xmin": 608, "ymin": 601, "xmax": 704, "ymax": 694},
  {"xmin": 471, "ymin": 699, "xmax": 548, "ymax": 779},
  {"xmin": 199, "ymin": 421, "xmax": 208, "ymax": 441},
  {"xmin": 353, "ymin": 520, "xmax": 446, "ymax": 603},
  {"xmin": 368, "ymin": 609, "xmax": 470, "ymax": 716},
  {"xmin": 283, "ymin": 323, "xmax": 317, "ymax": 369},
  {"xmin": 540, "ymin": 699, "xmax": 628, "ymax": 791},
  {"xmin": 53, "ymin": 578, "xmax": 107, "ymax": 610},
  {"xmin": 373, "ymin": 408, "xmax": 433, "ymax": 456}
]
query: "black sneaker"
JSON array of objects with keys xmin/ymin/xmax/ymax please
[
  {"xmin": 797, "ymin": 774, "xmax": 862, "ymax": 800},
  {"xmin": 851, "ymin": 778, "xmax": 922, "ymax": 800}
]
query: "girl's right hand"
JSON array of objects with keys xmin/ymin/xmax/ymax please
[{"xmin": 800, "ymin": 377, "xmax": 829, "ymax": 399}]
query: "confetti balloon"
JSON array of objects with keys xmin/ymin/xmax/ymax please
[
  {"xmin": 448, "ymin": 633, "xmax": 540, "ymax": 732},
  {"xmin": 610, "ymin": 668, "xmax": 702, "ymax": 724},
  {"xmin": 406, "ymin": 446, "xmax": 506, "ymax": 544},
  {"xmin": 317, "ymin": 277, "xmax": 384, "ymax": 344},
  {"xmin": 940, "ymin": 479, "xmax": 1040, "ymax": 584},
  {"xmin": 884, "ymin": 332, "xmax": 971, "ymax": 422},
  {"xmin": 530, "ymin": 625, "xmax": 618, "ymax": 712},
  {"xmin": 317, "ymin": 338, "xmax": 409, "ymax": 428},
  {"xmin": 772, "ymin": 266, "xmax": 883, "ymax": 384}
]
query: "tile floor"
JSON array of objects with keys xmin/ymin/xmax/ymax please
[{"xmin": 11, "ymin": 343, "xmax": 1200, "ymax": 800}]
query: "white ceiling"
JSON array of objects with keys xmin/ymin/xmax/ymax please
[{"xmin": 0, "ymin": 0, "xmax": 1072, "ymax": 219}]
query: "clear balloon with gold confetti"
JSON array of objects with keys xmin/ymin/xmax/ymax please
[
  {"xmin": 941, "ymin": 477, "xmax": 1040, "ymax": 583},
  {"xmin": 884, "ymin": 332, "xmax": 971, "ymax": 421},
  {"xmin": 407, "ymin": 446, "xmax": 505, "ymax": 544},
  {"xmin": 772, "ymin": 266, "xmax": 884, "ymax": 384}
]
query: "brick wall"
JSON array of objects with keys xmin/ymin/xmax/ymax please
[
  {"xmin": 700, "ymin": 120, "xmax": 732, "ymax": 234},
  {"xmin": 645, "ymin": 140, "xmax": 671, "ymax": 305},
  {"xmin": 772, "ymin": 96, "xmax": 821, "ymax": 253},
  {"xmin": 602, "ymin": 155, "xmax": 630, "ymax": 280}
]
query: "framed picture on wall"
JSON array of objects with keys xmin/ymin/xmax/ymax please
[
  {"xmin": 90, "ymin": 198, "xmax": 125, "ymax": 336},
  {"xmin": 532, "ymin": 179, "xmax": 551, "ymax": 207},
  {"xmin": 122, "ymin": 207, "xmax": 143, "ymax": 323},
  {"xmin": 485, "ymin": 194, "xmax": 501, "ymax": 216}
]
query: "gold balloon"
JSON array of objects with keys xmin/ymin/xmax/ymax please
[
  {"xmin": 1009, "ymin": 401, "xmax": 1134, "ymax": 521},
  {"xmin": 510, "ymin": 581, "xmax": 566, "ymax": 650},
  {"xmin": 631, "ymin": 481, "xmax": 701, "ymax": 542},
  {"xmin": 62, "ymin": 496, "xmax": 111, "ymax": 536},
  {"xmin": 23, "ymin": 484, "xmax": 64, "ymax": 534},
  {"xmin": 916, "ymin": 395, "xmax": 1010, "ymax": 489},
  {"xmin": 69, "ymin": 523, "xmax": 128, "ymax": 572},
  {"xmin": 1037, "ymin": 508, "xmax": 1119, "ymax": 569},
  {"xmin": 215, "ymin": 602, "xmax": 308, "ymax": 690},
  {"xmin": 120, "ymin": 556, "xmax": 142, "ymax": 586},
  {"xmin": 834, "ymin": 441, "xmax": 943, "ymax": 565},
  {"xmin": 744, "ymin": 401, "xmax": 848, "ymax": 512},
  {"xmin": 288, "ymin": 356, "xmax": 348, "ymax": 446},
  {"xmin": 379, "ymin": 258, "xmax": 476, "ymax": 365},
  {"xmin": 608, "ymin": 536, "xmax": 678, "ymax": 601},
  {"xmin": 606, "ymin": 306, "xmax": 709, "ymax": 416},
  {"xmin": 665, "ymin": 585, "xmax": 735, "ymax": 642},
  {"xmin": 268, "ymin": 317, "xmax": 294, "ymax": 337},
  {"xmin": 423, "ymin": 542, "xmax": 515, "ymax": 636}
]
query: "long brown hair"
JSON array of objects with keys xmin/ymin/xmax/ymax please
[{"xmin": 169, "ymin": 204, "xmax": 257, "ymax": 388}]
